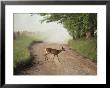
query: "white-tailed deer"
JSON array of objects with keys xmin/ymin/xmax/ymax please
[{"xmin": 44, "ymin": 47, "xmax": 65, "ymax": 62}]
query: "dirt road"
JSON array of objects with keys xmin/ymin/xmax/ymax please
[{"xmin": 18, "ymin": 42, "xmax": 97, "ymax": 75}]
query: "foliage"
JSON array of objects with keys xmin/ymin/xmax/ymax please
[{"xmin": 39, "ymin": 13, "xmax": 97, "ymax": 39}]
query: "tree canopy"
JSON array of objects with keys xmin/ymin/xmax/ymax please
[{"xmin": 39, "ymin": 13, "xmax": 97, "ymax": 39}]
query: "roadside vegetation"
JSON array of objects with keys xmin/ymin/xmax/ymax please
[
  {"xmin": 68, "ymin": 38, "xmax": 97, "ymax": 62},
  {"xmin": 13, "ymin": 32, "xmax": 38, "ymax": 73}
]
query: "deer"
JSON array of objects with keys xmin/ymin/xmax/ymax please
[{"xmin": 44, "ymin": 47, "xmax": 65, "ymax": 62}]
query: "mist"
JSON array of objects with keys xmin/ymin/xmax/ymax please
[{"xmin": 14, "ymin": 14, "xmax": 72, "ymax": 44}]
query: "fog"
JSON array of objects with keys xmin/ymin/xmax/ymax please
[{"xmin": 14, "ymin": 14, "xmax": 72, "ymax": 44}]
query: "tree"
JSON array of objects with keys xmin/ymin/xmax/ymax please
[{"xmin": 39, "ymin": 13, "xmax": 97, "ymax": 39}]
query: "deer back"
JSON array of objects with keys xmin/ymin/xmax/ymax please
[{"xmin": 46, "ymin": 48, "xmax": 61, "ymax": 55}]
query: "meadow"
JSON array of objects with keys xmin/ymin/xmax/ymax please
[
  {"xmin": 13, "ymin": 33, "xmax": 39, "ymax": 72},
  {"xmin": 68, "ymin": 38, "xmax": 97, "ymax": 62}
]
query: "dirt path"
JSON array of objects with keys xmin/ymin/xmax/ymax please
[{"xmin": 18, "ymin": 42, "xmax": 97, "ymax": 75}]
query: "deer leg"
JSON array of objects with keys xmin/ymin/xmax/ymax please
[
  {"xmin": 44, "ymin": 53, "xmax": 48, "ymax": 61},
  {"xmin": 57, "ymin": 55, "xmax": 60, "ymax": 62},
  {"xmin": 53, "ymin": 55, "xmax": 55, "ymax": 61}
]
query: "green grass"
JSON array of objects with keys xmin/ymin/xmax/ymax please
[
  {"xmin": 68, "ymin": 38, "xmax": 97, "ymax": 62},
  {"xmin": 13, "ymin": 34, "xmax": 37, "ymax": 69}
]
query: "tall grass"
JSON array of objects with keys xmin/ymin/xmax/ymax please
[
  {"xmin": 68, "ymin": 38, "xmax": 97, "ymax": 62},
  {"xmin": 13, "ymin": 34, "xmax": 37, "ymax": 70}
]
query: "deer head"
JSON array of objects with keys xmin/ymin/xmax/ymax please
[{"xmin": 61, "ymin": 47, "xmax": 65, "ymax": 51}]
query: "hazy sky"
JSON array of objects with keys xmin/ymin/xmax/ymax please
[{"xmin": 14, "ymin": 14, "xmax": 72, "ymax": 44}]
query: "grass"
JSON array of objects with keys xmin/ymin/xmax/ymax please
[
  {"xmin": 68, "ymin": 38, "xmax": 97, "ymax": 62},
  {"xmin": 13, "ymin": 34, "xmax": 37, "ymax": 70}
]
